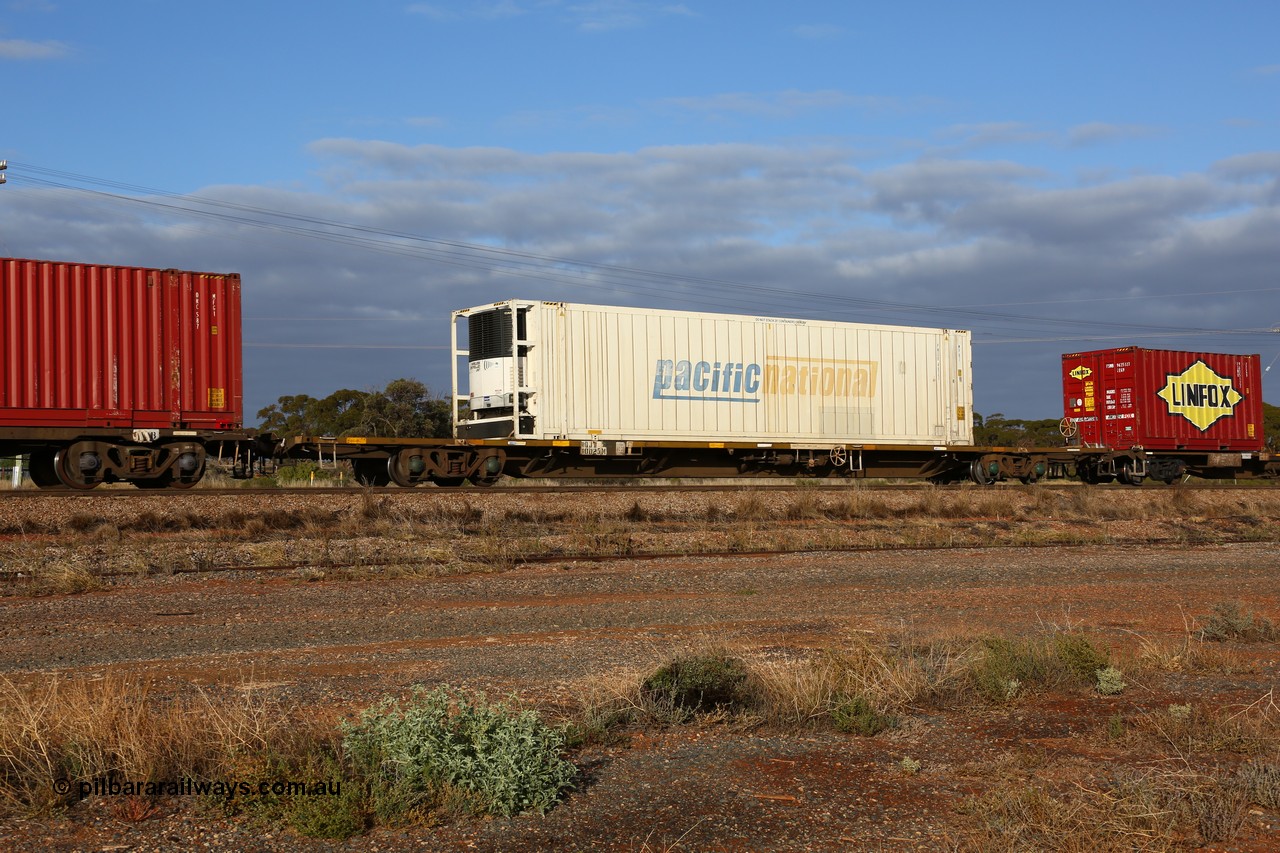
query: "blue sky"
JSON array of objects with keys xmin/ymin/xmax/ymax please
[{"xmin": 2, "ymin": 1, "xmax": 1279, "ymax": 423}]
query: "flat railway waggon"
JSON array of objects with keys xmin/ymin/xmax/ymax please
[
  {"xmin": 0, "ymin": 257, "xmax": 265, "ymax": 488},
  {"xmin": 2, "ymin": 260, "xmax": 1276, "ymax": 489}
]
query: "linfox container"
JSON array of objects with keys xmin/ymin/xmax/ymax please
[
  {"xmin": 453, "ymin": 300, "xmax": 973, "ymax": 446},
  {"xmin": 1061, "ymin": 347, "xmax": 1263, "ymax": 451},
  {"xmin": 0, "ymin": 257, "xmax": 243, "ymax": 429}
]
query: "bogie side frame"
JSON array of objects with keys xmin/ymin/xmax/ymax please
[{"xmin": 1, "ymin": 428, "xmax": 270, "ymax": 489}]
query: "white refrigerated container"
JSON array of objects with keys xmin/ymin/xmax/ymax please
[{"xmin": 452, "ymin": 300, "xmax": 972, "ymax": 446}]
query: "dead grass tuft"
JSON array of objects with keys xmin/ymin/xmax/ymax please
[
  {"xmin": 1130, "ymin": 692, "xmax": 1280, "ymax": 758},
  {"xmin": 0, "ymin": 675, "xmax": 315, "ymax": 815},
  {"xmin": 22, "ymin": 563, "xmax": 101, "ymax": 597},
  {"xmin": 958, "ymin": 765, "xmax": 1262, "ymax": 851}
]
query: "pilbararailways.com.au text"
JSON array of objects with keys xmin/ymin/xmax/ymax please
[{"xmin": 54, "ymin": 777, "xmax": 340, "ymax": 800}]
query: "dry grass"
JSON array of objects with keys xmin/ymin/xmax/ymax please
[
  {"xmin": 577, "ymin": 625, "xmax": 1139, "ymax": 739},
  {"xmin": 749, "ymin": 632, "xmax": 978, "ymax": 724},
  {"xmin": 957, "ymin": 766, "xmax": 1262, "ymax": 852},
  {"xmin": 1131, "ymin": 691, "xmax": 1280, "ymax": 759},
  {"xmin": 0, "ymin": 674, "xmax": 323, "ymax": 814},
  {"xmin": 4, "ymin": 489, "xmax": 1280, "ymax": 597}
]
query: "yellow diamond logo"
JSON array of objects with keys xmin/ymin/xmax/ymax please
[
  {"xmin": 1068, "ymin": 365, "xmax": 1092, "ymax": 380},
  {"xmin": 1156, "ymin": 360, "xmax": 1243, "ymax": 431}
]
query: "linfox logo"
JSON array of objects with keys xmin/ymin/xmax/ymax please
[
  {"xmin": 1156, "ymin": 360, "xmax": 1243, "ymax": 431},
  {"xmin": 1068, "ymin": 365, "xmax": 1092, "ymax": 380},
  {"xmin": 652, "ymin": 357, "xmax": 878, "ymax": 403}
]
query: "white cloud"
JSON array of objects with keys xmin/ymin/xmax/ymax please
[
  {"xmin": 1212, "ymin": 151, "xmax": 1280, "ymax": 180},
  {"xmin": 1251, "ymin": 63, "xmax": 1280, "ymax": 76},
  {"xmin": 1067, "ymin": 122, "xmax": 1162, "ymax": 147},
  {"xmin": 933, "ymin": 122, "xmax": 1055, "ymax": 152},
  {"xmin": 791, "ymin": 23, "xmax": 844, "ymax": 40},
  {"xmin": 564, "ymin": 0, "xmax": 695, "ymax": 32},
  {"xmin": 405, "ymin": 0, "xmax": 690, "ymax": 29},
  {"xmin": 0, "ymin": 37, "xmax": 69, "ymax": 59},
  {"xmin": 405, "ymin": 1, "xmax": 525, "ymax": 20},
  {"xmin": 662, "ymin": 89, "xmax": 898, "ymax": 119}
]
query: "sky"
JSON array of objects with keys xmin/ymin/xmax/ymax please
[{"xmin": 2, "ymin": 0, "xmax": 1278, "ymax": 425}]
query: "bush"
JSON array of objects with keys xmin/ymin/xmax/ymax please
[
  {"xmin": 1095, "ymin": 666, "xmax": 1127, "ymax": 696},
  {"xmin": 1053, "ymin": 634, "xmax": 1111, "ymax": 683},
  {"xmin": 276, "ymin": 461, "xmax": 339, "ymax": 486},
  {"xmin": 1197, "ymin": 602, "xmax": 1278, "ymax": 642},
  {"xmin": 830, "ymin": 695, "xmax": 897, "ymax": 736},
  {"xmin": 970, "ymin": 637, "xmax": 1048, "ymax": 702},
  {"xmin": 642, "ymin": 654, "xmax": 751, "ymax": 716},
  {"xmin": 340, "ymin": 686, "xmax": 576, "ymax": 818}
]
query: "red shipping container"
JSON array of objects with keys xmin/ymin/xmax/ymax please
[
  {"xmin": 0, "ymin": 257, "xmax": 242, "ymax": 430},
  {"xmin": 1062, "ymin": 347, "xmax": 1263, "ymax": 451}
]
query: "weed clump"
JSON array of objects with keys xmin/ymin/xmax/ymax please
[
  {"xmin": 642, "ymin": 654, "xmax": 752, "ymax": 717},
  {"xmin": 340, "ymin": 686, "xmax": 576, "ymax": 819},
  {"xmin": 969, "ymin": 637, "xmax": 1047, "ymax": 702},
  {"xmin": 830, "ymin": 695, "xmax": 897, "ymax": 736},
  {"xmin": 1197, "ymin": 601, "xmax": 1278, "ymax": 643},
  {"xmin": 1094, "ymin": 666, "xmax": 1127, "ymax": 695},
  {"xmin": 1236, "ymin": 762, "xmax": 1280, "ymax": 809},
  {"xmin": 1052, "ymin": 634, "xmax": 1111, "ymax": 683}
]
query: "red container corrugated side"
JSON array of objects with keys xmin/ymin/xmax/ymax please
[
  {"xmin": 0, "ymin": 257, "xmax": 242, "ymax": 430},
  {"xmin": 1062, "ymin": 347, "xmax": 1263, "ymax": 451}
]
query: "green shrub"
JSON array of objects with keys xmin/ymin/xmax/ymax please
[
  {"xmin": 340, "ymin": 686, "xmax": 576, "ymax": 818},
  {"xmin": 1095, "ymin": 666, "xmax": 1127, "ymax": 695},
  {"xmin": 830, "ymin": 695, "xmax": 897, "ymax": 736},
  {"xmin": 276, "ymin": 461, "xmax": 338, "ymax": 486},
  {"xmin": 642, "ymin": 654, "xmax": 751, "ymax": 715},
  {"xmin": 970, "ymin": 637, "xmax": 1048, "ymax": 702},
  {"xmin": 285, "ymin": 757, "xmax": 365, "ymax": 839},
  {"xmin": 1053, "ymin": 634, "xmax": 1111, "ymax": 683}
]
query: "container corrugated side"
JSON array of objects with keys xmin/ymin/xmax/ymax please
[
  {"xmin": 1062, "ymin": 347, "xmax": 1262, "ymax": 451},
  {"xmin": 472, "ymin": 300, "xmax": 972, "ymax": 446},
  {"xmin": 0, "ymin": 257, "xmax": 242, "ymax": 429}
]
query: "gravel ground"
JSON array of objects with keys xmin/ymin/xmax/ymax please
[{"xmin": 0, "ymin": 488, "xmax": 1278, "ymax": 850}]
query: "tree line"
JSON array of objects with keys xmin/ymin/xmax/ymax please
[{"xmin": 255, "ymin": 379, "xmax": 452, "ymax": 438}]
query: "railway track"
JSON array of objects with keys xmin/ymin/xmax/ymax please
[{"xmin": 0, "ymin": 481, "xmax": 1274, "ymax": 498}]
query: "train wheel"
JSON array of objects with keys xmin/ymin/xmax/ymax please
[
  {"xmin": 351, "ymin": 459, "xmax": 391, "ymax": 487},
  {"xmin": 1117, "ymin": 460, "xmax": 1145, "ymax": 487},
  {"xmin": 386, "ymin": 451, "xmax": 425, "ymax": 488},
  {"xmin": 28, "ymin": 450, "xmax": 60, "ymax": 489},
  {"xmin": 169, "ymin": 464, "xmax": 205, "ymax": 489},
  {"xmin": 53, "ymin": 445, "xmax": 101, "ymax": 490},
  {"xmin": 969, "ymin": 459, "xmax": 996, "ymax": 485}
]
